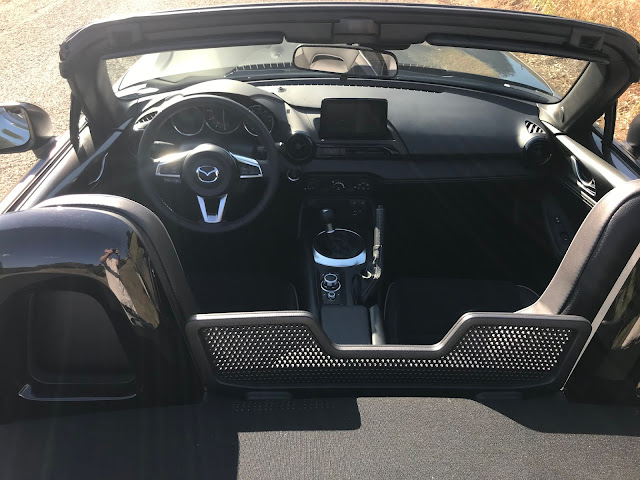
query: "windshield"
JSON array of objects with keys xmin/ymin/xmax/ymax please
[{"xmin": 106, "ymin": 41, "xmax": 588, "ymax": 102}]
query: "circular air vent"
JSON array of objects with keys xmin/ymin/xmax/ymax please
[
  {"xmin": 285, "ymin": 133, "xmax": 315, "ymax": 164},
  {"xmin": 523, "ymin": 138, "xmax": 553, "ymax": 167}
]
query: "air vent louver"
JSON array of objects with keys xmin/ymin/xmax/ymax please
[
  {"xmin": 285, "ymin": 133, "xmax": 314, "ymax": 163},
  {"xmin": 523, "ymin": 138, "xmax": 553, "ymax": 168},
  {"xmin": 136, "ymin": 111, "xmax": 158, "ymax": 125},
  {"xmin": 525, "ymin": 120, "xmax": 545, "ymax": 135}
]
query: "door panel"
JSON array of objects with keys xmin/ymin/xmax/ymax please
[{"xmin": 553, "ymin": 133, "xmax": 629, "ymax": 207}]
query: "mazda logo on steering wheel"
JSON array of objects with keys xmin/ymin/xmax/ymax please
[{"xmin": 196, "ymin": 166, "xmax": 219, "ymax": 183}]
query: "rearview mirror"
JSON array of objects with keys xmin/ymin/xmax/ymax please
[
  {"xmin": 0, "ymin": 102, "xmax": 53, "ymax": 154},
  {"xmin": 293, "ymin": 45, "xmax": 398, "ymax": 78}
]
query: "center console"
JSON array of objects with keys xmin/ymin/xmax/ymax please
[{"xmin": 298, "ymin": 183, "xmax": 385, "ymax": 345}]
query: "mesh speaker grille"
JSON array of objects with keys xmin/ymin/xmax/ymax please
[{"xmin": 199, "ymin": 324, "xmax": 576, "ymax": 388}]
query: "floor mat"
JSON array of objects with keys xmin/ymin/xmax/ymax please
[
  {"xmin": 186, "ymin": 272, "xmax": 298, "ymax": 313},
  {"xmin": 384, "ymin": 278, "xmax": 539, "ymax": 344}
]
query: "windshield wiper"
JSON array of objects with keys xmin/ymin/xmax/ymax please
[
  {"xmin": 224, "ymin": 63, "xmax": 335, "ymax": 81},
  {"xmin": 397, "ymin": 64, "xmax": 553, "ymax": 94},
  {"xmin": 396, "ymin": 65, "xmax": 556, "ymax": 101}
]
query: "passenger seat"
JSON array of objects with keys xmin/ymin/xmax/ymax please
[{"xmin": 384, "ymin": 278, "xmax": 538, "ymax": 344}]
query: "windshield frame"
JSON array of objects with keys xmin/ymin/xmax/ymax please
[{"xmin": 59, "ymin": 3, "xmax": 640, "ymax": 141}]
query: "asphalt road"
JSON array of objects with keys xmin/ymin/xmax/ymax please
[{"xmin": 0, "ymin": 0, "xmax": 467, "ymax": 200}]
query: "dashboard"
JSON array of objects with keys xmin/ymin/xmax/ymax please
[{"xmin": 130, "ymin": 78, "xmax": 553, "ymax": 185}]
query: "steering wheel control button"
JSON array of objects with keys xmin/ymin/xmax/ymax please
[
  {"xmin": 238, "ymin": 163, "xmax": 261, "ymax": 178},
  {"xmin": 156, "ymin": 161, "xmax": 182, "ymax": 178},
  {"xmin": 196, "ymin": 166, "xmax": 219, "ymax": 183}
]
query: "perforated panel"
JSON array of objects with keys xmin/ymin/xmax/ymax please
[{"xmin": 198, "ymin": 323, "xmax": 577, "ymax": 388}]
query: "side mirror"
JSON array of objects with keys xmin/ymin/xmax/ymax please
[
  {"xmin": 0, "ymin": 102, "xmax": 53, "ymax": 154},
  {"xmin": 628, "ymin": 113, "xmax": 640, "ymax": 155}
]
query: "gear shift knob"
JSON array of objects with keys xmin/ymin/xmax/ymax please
[{"xmin": 321, "ymin": 208, "xmax": 335, "ymax": 233}]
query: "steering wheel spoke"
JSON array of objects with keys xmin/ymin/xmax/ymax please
[
  {"xmin": 197, "ymin": 194, "xmax": 228, "ymax": 224},
  {"xmin": 232, "ymin": 153, "xmax": 264, "ymax": 179},
  {"xmin": 154, "ymin": 151, "xmax": 189, "ymax": 181}
]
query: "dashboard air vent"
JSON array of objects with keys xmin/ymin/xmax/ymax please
[
  {"xmin": 285, "ymin": 133, "xmax": 314, "ymax": 163},
  {"xmin": 525, "ymin": 120, "xmax": 545, "ymax": 135},
  {"xmin": 523, "ymin": 138, "xmax": 553, "ymax": 168},
  {"xmin": 134, "ymin": 110, "xmax": 159, "ymax": 127}
]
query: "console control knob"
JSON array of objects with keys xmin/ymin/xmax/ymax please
[
  {"xmin": 322, "ymin": 273, "xmax": 340, "ymax": 291},
  {"xmin": 331, "ymin": 180, "xmax": 345, "ymax": 192},
  {"xmin": 357, "ymin": 180, "xmax": 372, "ymax": 191}
]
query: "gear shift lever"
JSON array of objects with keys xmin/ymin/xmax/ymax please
[
  {"xmin": 313, "ymin": 207, "xmax": 365, "ymax": 267},
  {"xmin": 321, "ymin": 208, "xmax": 335, "ymax": 233}
]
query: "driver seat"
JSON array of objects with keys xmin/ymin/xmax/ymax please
[{"xmin": 35, "ymin": 195, "xmax": 299, "ymax": 315}]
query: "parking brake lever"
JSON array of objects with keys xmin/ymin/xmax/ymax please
[{"xmin": 356, "ymin": 205, "xmax": 384, "ymax": 305}]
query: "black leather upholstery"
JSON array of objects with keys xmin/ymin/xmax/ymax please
[
  {"xmin": 523, "ymin": 179, "xmax": 640, "ymax": 321},
  {"xmin": 36, "ymin": 194, "xmax": 198, "ymax": 319},
  {"xmin": 384, "ymin": 278, "xmax": 538, "ymax": 344},
  {"xmin": 385, "ymin": 179, "xmax": 640, "ymax": 345},
  {"xmin": 35, "ymin": 195, "xmax": 298, "ymax": 315}
]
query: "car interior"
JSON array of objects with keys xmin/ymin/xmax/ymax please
[
  {"xmin": 62, "ymin": 75, "xmax": 622, "ymax": 342},
  {"xmin": 0, "ymin": 6, "xmax": 639, "ymax": 476}
]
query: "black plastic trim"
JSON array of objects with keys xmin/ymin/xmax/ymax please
[{"xmin": 186, "ymin": 310, "xmax": 590, "ymax": 394}]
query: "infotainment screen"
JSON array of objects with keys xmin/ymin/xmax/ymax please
[{"xmin": 319, "ymin": 99, "xmax": 390, "ymax": 140}]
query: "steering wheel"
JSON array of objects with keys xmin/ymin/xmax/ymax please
[{"xmin": 137, "ymin": 95, "xmax": 280, "ymax": 233}]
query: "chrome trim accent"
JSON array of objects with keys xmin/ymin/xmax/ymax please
[
  {"xmin": 204, "ymin": 106, "xmax": 240, "ymax": 134},
  {"xmin": 564, "ymin": 241, "xmax": 640, "ymax": 387},
  {"xmin": 196, "ymin": 165, "xmax": 219, "ymax": 183},
  {"xmin": 155, "ymin": 161, "xmax": 182, "ymax": 179},
  {"xmin": 171, "ymin": 107, "xmax": 204, "ymax": 136},
  {"xmin": 370, "ymin": 305, "xmax": 386, "ymax": 345},
  {"xmin": 320, "ymin": 277, "xmax": 342, "ymax": 293},
  {"xmin": 197, "ymin": 194, "xmax": 228, "ymax": 224},
  {"xmin": 243, "ymin": 104, "xmax": 275, "ymax": 136},
  {"xmin": 232, "ymin": 153, "xmax": 263, "ymax": 178},
  {"xmin": 287, "ymin": 169, "xmax": 300, "ymax": 182},
  {"xmin": 313, "ymin": 228, "xmax": 366, "ymax": 267},
  {"xmin": 89, "ymin": 152, "xmax": 108, "ymax": 187},
  {"xmin": 313, "ymin": 248, "xmax": 366, "ymax": 267}
]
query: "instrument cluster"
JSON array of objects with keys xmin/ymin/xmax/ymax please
[{"xmin": 170, "ymin": 103, "xmax": 276, "ymax": 137}]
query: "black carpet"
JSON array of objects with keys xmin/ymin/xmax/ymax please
[{"xmin": 0, "ymin": 394, "xmax": 638, "ymax": 479}]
